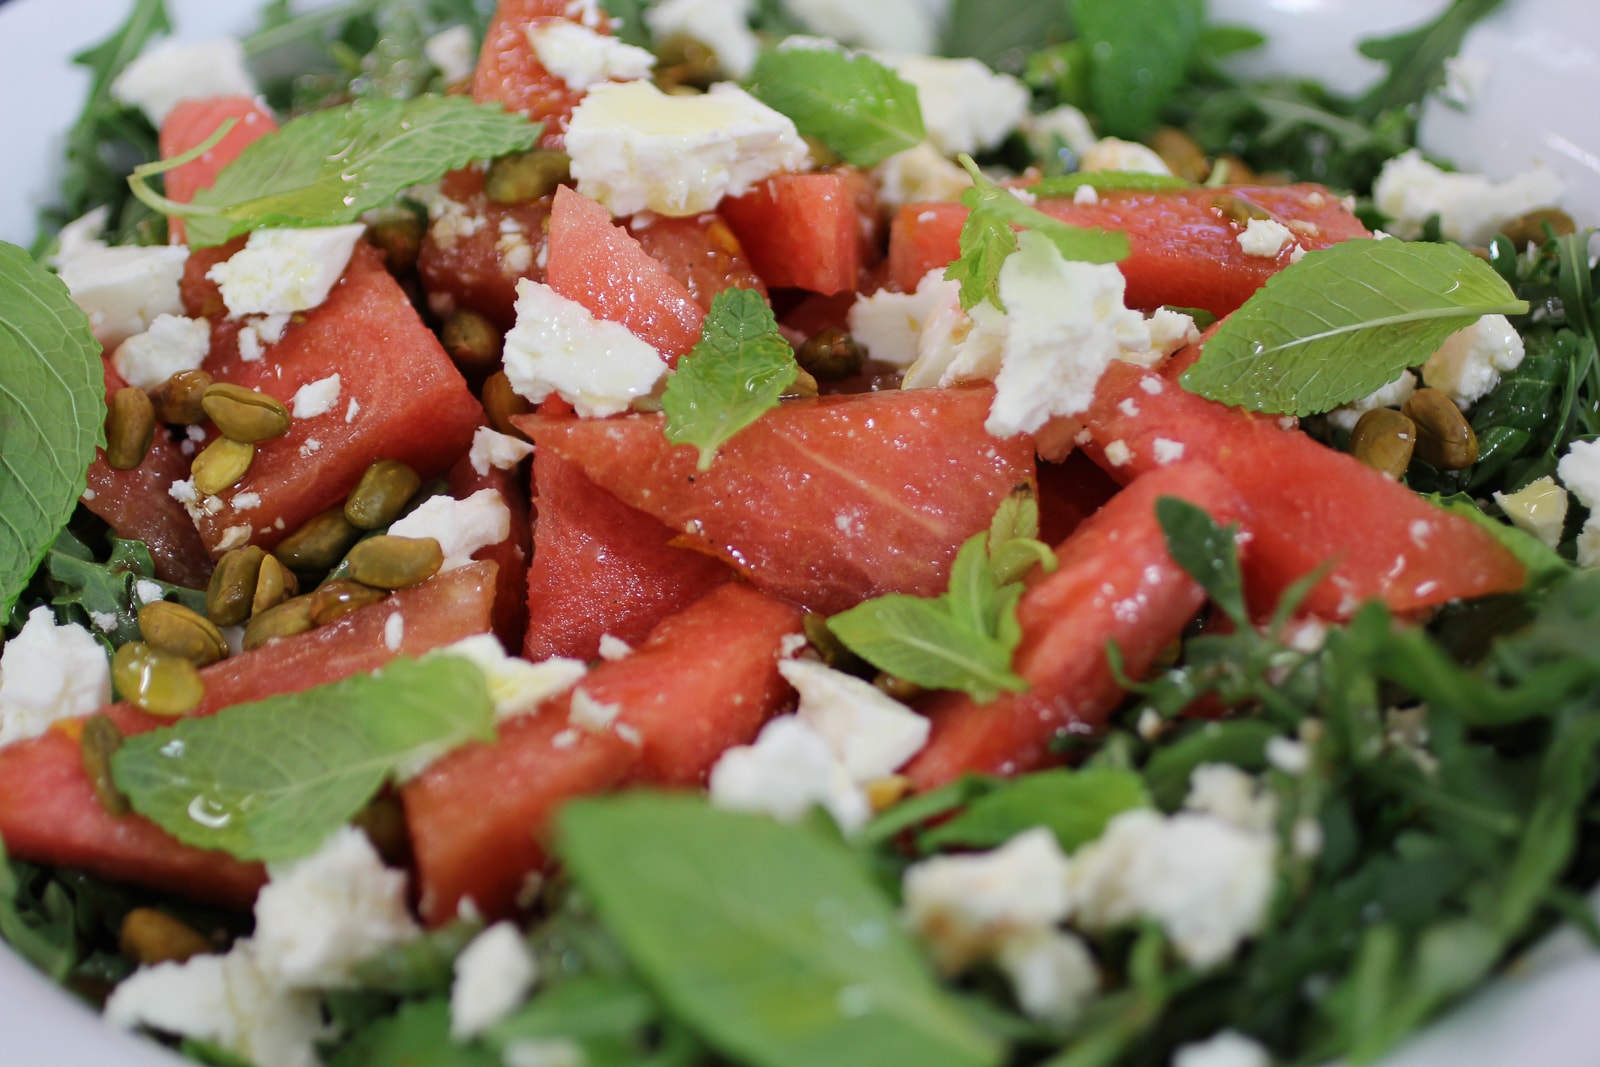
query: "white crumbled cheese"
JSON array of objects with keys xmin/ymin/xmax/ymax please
[
  {"xmin": 873, "ymin": 141, "xmax": 973, "ymax": 209},
  {"xmin": 387, "ymin": 489, "xmax": 511, "ymax": 571},
  {"xmin": 1173, "ymin": 1030, "xmax": 1271, "ymax": 1067},
  {"xmin": 645, "ymin": 0, "xmax": 759, "ymax": 79},
  {"xmin": 1266, "ymin": 737, "xmax": 1311, "ymax": 776},
  {"xmin": 450, "ymin": 922, "xmax": 538, "ymax": 1041},
  {"xmin": 1292, "ymin": 815, "xmax": 1325, "ymax": 860},
  {"xmin": 1325, "ymin": 370, "xmax": 1417, "ymax": 432},
  {"xmin": 597, "ymin": 634, "xmax": 633, "ymax": 661},
  {"xmin": 1441, "ymin": 54, "xmax": 1491, "ymax": 108},
  {"xmin": 0, "ymin": 607, "xmax": 112, "ymax": 750},
  {"xmin": 1558, "ymin": 439, "xmax": 1600, "ymax": 567},
  {"xmin": 1236, "ymin": 217, "xmax": 1296, "ymax": 259},
  {"xmin": 902, "ymin": 827, "xmax": 1073, "ymax": 971},
  {"xmin": 413, "ymin": 184, "xmax": 487, "ymax": 250},
  {"xmin": 1421, "ymin": 314, "xmax": 1525, "ymax": 409},
  {"xmin": 1147, "ymin": 307, "xmax": 1201, "ymax": 353},
  {"xmin": 502, "ymin": 1038, "xmax": 587, "ymax": 1067},
  {"xmin": 1103, "ymin": 439, "xmax": 1133, "ymax": 467},
  {"xmin": 708, "ymin": 716, "xmax": 871, "ymax": 833},
  {"xmin": 528, "ymin": 20, "xmax": 654, "ymax": 90},
  {"xmin": 135, "ymin": 580, "xmax": 165, "ymax": 606},
  {"xmin": 848, "ymin": 268, "xmax": 958, "ymax": 367},
  {"xmin": 985, "ymin": 231, "xmax": 1170, "ymax": 438},
  {"xmin": 1023, "ymin": 105, "xmax": 1098, "ymax": 163},
  {"xmin": 253, "ymin": 827, "xmax": 420, "ymax": 989},
  {"xmin": 566, "ymin": 81, "xmax": 809, "ymax": 216},
  {"xmin": 344, "ymin": 398, "xmax": 360, "ymax": 423},
  {"xmin": 424, "ymin": 25, "xmax": 477, "ymax": 84},
  {"xmin": 994, "ymin": 928, "xmax": 1100, "ymax": 1026},
  {"xmin": 778, "ymin": 632, "xmax": 808, "ymax": 658},
  {"xmin": 207, "ymin": 225, "xmax": 366, "ymax": 318},
  {"xmin": 784, "ymin": 0, "xmax": 938, "ymax": 53},
  {"xmin": 1578, "ymin": 521, "xmax": 1600, "ymax": 569},
  {"xmin": 501, "ymin": 278, "xmax": 667, "ymax": 417},
  {"xmin": 1184, "ymin": 763, "xmax": 1277, "ymax": 835},
  {"xmin": 90, "ymin": 611, "xmax": 119, "ymax": 633},
  {"xmin": 254, "ymin": 312, "xmax": 292, "ymax": 344},
  {"xmin": 1074, "ymin": 185, "xmax": 1099, "ymax": 206},
  {"xmin": 57, "ymin": 243, "xmax": 189, "ymax": 347},
  {"xmin": 216, "ymin": 525, "xmax": 252, "ymax": 552},
  {"xmin": 1373, "ymin": 149, "xmax": 1564, "ymax": 245},
  {"xmin": 569, "ymin": 688, "xmax": 622, "ymax": 732},
  {"xmin": 232, "ymin": 492, "xmax": 262, "ymax": 510},
  {"xmin": 879, "ymin": 54, "xmax": 1029, "ymax": 157},
  {"xmin": 1080, "ymin": 137, "xmax": 1172, "ymax": 176},
  {"xmin": 779, "ymin": 658, "xmax": 929, "ymax": 782},
  {"xmin": 104, "ymin": 941, "xmax": 325, "ymax": 1067},
  {"xmin": 1152, "ymin": 438, "xmax": 1185, "ymax": 465},
  {"xmin": 564, "ymin": 0, "xmax": 607, "ymax": 28},
  {"xmin": 110, "ymin": 37, "xmax": 257, "ymax": 125},
  {"xmin": 901, "ymin": 281, "xmax": 1008, "ymax": 389},
  {"xmin": 48, "ymin": 205, "xmax": 110, "ymax": 267},
  {"xmin": 1065, "ymin": 808, "xmax": 1275, "ymax": 969},
  {"xmin": 1494, "ymin": 475, "xmax": 1570, "ymax": 549},
  {"xmin": 300, "ymin": 438, "xmax": 322, "ymax": 458},
  {"xmin": 437, "ymin": 634, "xmax": 586, "ymax": 721},
  {"xmin": 290, "ymin": 374, "xmax": 342, "ymax": 418},
  {"xmin": 468, "ymin": 426, "xmax": 535, "ymax": 476},
  {"xmin": 111, "ymin": 313, "xmax": 211, "ymax": 391},
  {"xmin": 383, "ymin": 612, "xmax": 405, "ymax": 653}
]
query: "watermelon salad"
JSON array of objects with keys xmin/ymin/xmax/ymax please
[{"xmin": 2, "ymin": 2, "xmax": 1599, "ymax": 1066}]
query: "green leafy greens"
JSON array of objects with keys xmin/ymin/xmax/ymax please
[
  {"xmin": 111, "ymin": 655, "xmax": 494, "ymax": 862},
  {"xmin": 1072, "ymin": 0, "xmax": 1203, "ymax": 138},
  {"xmin": 945, "ymin": 155, "xmax": 1129, "ymax": 312},
  {"xmin": 557, "ymin": 794, "xmax": 1004, "ymax": 1067},
  {"xmin": 828, "ymin": 492, "xmax": 1055, "ymax": 702},
  {"xmin": 661, "ymin": 287, "xmax": 799, "ymax": 471},
  {"xmin": 0, "ymin": 243, "xmax": 105, "ymax": 619},
  {"xmin": 131, "ymin": 95, "xmax": 541, "ymax": 247},
  {"xmin": 1031, "ymin": 171, "xmax": 1191, "ymax": 197},
  {"xmin": 44, "ymin": 529, "xmax": 207, "ymax": 651},
  {"xmin": 746, "ymin": 46, "xmax": 925, "ymax": 168},
  {"xmin": 1182, "ymin": 239, "xmax": 1529, "ymax": 416}
]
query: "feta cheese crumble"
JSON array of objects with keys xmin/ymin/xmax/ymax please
[
  {"xmin": 501, "ymin": 278, "xmax": 667, "ymax": 417},
  {"xmin": 290, "ymin": 374, "xmax": 342, "ymax": 418},
  {"xmin": 387, "ymin": 488, "xmax": 511, "ymax": 571},
  {"xmin": 848, "ymin": 268, "xmax": 960, "ymax": 368},
  {"xmin": 784, "ymin": 0, "xmax": 939, "ymax": 53},
  {"xmin": 597, "ymin": 634, "xmax": 633, "ymax": 661},
  {"xmin": 779, "ymin": 658, "xmax": 930, "ymax": 781},
  {"xmin": 527, "ymin": 20, "xmax": 655, "ymax": 91},
  {"xmin": 450, "ymin": 922, "xmax": 539, "ymax": 1040},
  {"xmin": 1373, "ymin": 149, "xmax": 1563, "ymax": 246},
  {"xmin": 110, "ymin": 37, "xmax": 257, "ymax": 124},
  {"xmin": 1557, "ymin": 438, "xmax": 1600, "ymax": 568},
  {"xmin": 645, "ymin": 0, "xmax": 760, "ymax": 79},
  {"xmin": 424, "ymin": 25, "xmax": 477, "ymax": 84},
  {"xmin": 437, "ymin": 634, "xmax": 586, "ymax": 721},
  {"xmin": 994, "ymin": 927, "xmax": 1100, "ymax": 1026},
  {"xmin": 707, "ymin": 716, "xmax": 871, "ymax": 833},
  {"xmin": 206, "ymin": 224, "xmax": 366, "ymax": 318},
  {"xmin": 879, "ymin": 54, "xmax": 1030, "ymax": 157},
  {"xmin": 1236, "ymin": 217, "xmax": 1296, "ymax": 259},
  {"xmin": 1325, "ymin": 370, "xmax": 1417, "ymax": 432},
  {"xmin": 1493, "ymin": 475, "xmax": 1570, "ymax": 549},
  {"xmin": 873, "ymin": 142, "xmax": 974, "ymax": 209},
  {"xmin": 1421, "ymin": 314, "xmax": 1525, "ymax": 409},
  {"xmin": 111, "ymin": 313, "xmax": 212, "ymax": 390},
  {"xmin": 564, "ymin": 81, "xmax": 809, "ymax": 216},
  {"xmin": 1173, "ymin": 1030, "xmax": 1271, "ymax": 1067},
  {"xmin": 1080, "ymin": 137, "xmax": 1173, "ymax": 176},
  {"xmin": 468, "ymin": 426, "xmax": 535, "ymax": 476},
  {"xmin": 57, "ymin": 243, "xmax": 190, "ymax": 347},
  {"xmin": 0, "ymin": 607, "xmax": 112, "ymax": 749}
]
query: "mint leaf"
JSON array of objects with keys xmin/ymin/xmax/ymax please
[
  {"xmin": 155, "ymin": 96, "xmax": 541, "ymax": 248},
  {"xmin": 1073, "ymin": 0, "xmax": 1204, "ymax": 138},
  {"xmin": 747, "ymin": 47, "xmax": 924, "ymax": 168},
  {"xmin": 1156, "ymin": 496, "xmax": 1248, "ymax": 625},
  {"xmin": 1032, "ymin": 171, "xmax": 1191, "ymax": 197},
  {"xmin": 0, "ymin": 834, "xmax": 78, "ymax": 981},
  {"xmin": 987, "ymin": 487, "xmax": 1057, "ymax": 584},
  {"xmin": 920, "ymin": 768, "xmax": 1151, "ymax": 852},
  {"xmin": 661, "ymin": 288, "xmax": 798, "ymax": 471},
  {"xmin": 1180, "ymin": 239, "xmax": 1530, "ymax": 416},
  {"xmin": 557, "ymin": 794, "xmax": 1003, "ymax": 1067},
  {"xmin": 945, "ymin": 155, "xmax": 1129, "ymax": 311},
  {"xmin": 0, "ymin": 242, "xmax": 104, "ymax": 618},
  {"xmin": 111, "ymin": 656, "xmax": 494, "ymax": 862}
]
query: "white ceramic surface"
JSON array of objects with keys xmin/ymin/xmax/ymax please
[{"xmin": 1, "ymin": 3, "xmax": 1598, "ymax": 1066}]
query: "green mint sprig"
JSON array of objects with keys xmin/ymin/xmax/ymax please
[
  {"xmin": 746, "ymin": 46, "xmax": 925, "ymax": 168},
  {"xmin": 661, "ymin": 287, "xmax": 799, "ymax": 472},
  {"xmin": 1181, "ymin": 238, "xmax": 1530, "ymax": 416},
  {"xmin": 1031, "ymin": 171, "xmax": 1191, "ymax": 197}
]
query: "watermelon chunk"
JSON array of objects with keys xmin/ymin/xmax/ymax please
[
  {"xmin": 886, "ymin": 184, "xmax": 1368, "ymax": 315},
  {"xmin": 720, "ymin": 171, "xmax": 868, "ymax": 295},
  {"xmin": 0, "ymin": 563, "xmax": 497, "ymax": 906},
  {"xmin": 545, "ymin": 186, "xmax": 705, "ymax": 360},
  {"xmin": 158, "ymin": 96, "xmax": 278, "ymax": 245},
  {"xmin": 517, "ymin": 385, "xmax": 1037, "ymax": 614},
  {"xmin": 905, "ymin": 462, "xmax": 1247, "ymax": 790},
  {"xmin": 629, "ymin": 212, "xmax": 768, "ymax": 308},
  {"xmin": 524, "ymin": 445, "xmax": 732, "ymax": 662},
  {"xmin": 83, "ymin": 361, "xmax": 214, "ymax": 589},
  {"xmin": 404, "ymin": 583, "xmax": 802, "ymax": 923},
  {"xmin": 472, "ymin": 0, "xmax": 592, "ymax": 147},
  {"xmin": 185, "ymin": 243, "xmax": 483, "ymax": 556},
  {"xmin": 416, "ymin": 180, "xmax": 555, "ymax": 332},
  {"xmin": 1077, "ymin": 361, "xmax": 1527, "ymax": 618}
]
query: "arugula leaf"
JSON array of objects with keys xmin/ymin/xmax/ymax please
[
  {"xmin": 329, "ymin": 998, "xmax": 499, "ymax": 1067},
  {"xmin": 46, "ymin": 529, "xmax": 206, "ymax": 650},
  {"xmin": 661, "ymin": 288, "xmax": 798, "ymax": 471},
  {"xmin": 945, "ymin": 155, "xmax": 1130, "ymax": 311},
  {"xmin": 111, "ymin": 656, "xmax": 494, "ymax": 862},
  {"xmin": 919, "ymin": 768, "xmax": 1150, "ymax": 852},
  {"xmin": 144, "ymin": 96, "xmax": 540, "ymax": 248},
  {"xmin": 746, "ymin": 47, "xmax": 925, "ymax": 168},
  {"xmin": 557, "ymin": 793, "xmax": 1004, "ymax": 1067},
  {"xmin": 0, "ymin": 243, "xmax": 105, "ymax": 618},
  {"xmin": 1156, "ymin": 496, "xmax": 1248, "ymax": 624},
  {"xmin": 1031, "ymin": 171, "xmax": 1191, "ymax": 197},
  {"xmin": 1181, "ymin": 239, "xmax": 1529, "ymax": 416},
  {"xmin": 1072, "ymin": 0, "xmax": 1204, "ymax": 138},
  {"xmin": 0, "ymin": 835, "xmax": 78, "ymax": 981},
  {"xmin": 350, "ymin": 917, "xmax": 483, "ymax": 996},
  {"xmin": 1356, "ymin": 0, "xmax": 1507, "ymax": 120}
]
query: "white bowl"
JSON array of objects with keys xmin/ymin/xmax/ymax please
[{"xmin": 1, "ymin": 2, "xmax": 1598, "ymax": 1066}]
